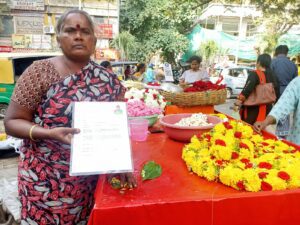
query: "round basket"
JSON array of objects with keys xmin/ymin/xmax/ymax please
[
  {"xmin": 122, "ymin": 81, "xmax": 145, "ymax": 90},
  {"xmin": 160, "ymin": 88, "xmax": 227, "ymax": 106}
]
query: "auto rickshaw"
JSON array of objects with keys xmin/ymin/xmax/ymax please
[{"xmin": 0, "ymin": 52, "xmax": 61, "ymax": 117}]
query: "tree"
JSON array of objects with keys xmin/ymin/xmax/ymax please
[
  {"xmin": 198, "ymin": 40, "xmax": 219, "ymax": 65},
  {"xmin": 111, "ymin": 31, "xmax": 137, "ymax": 60},
  {"xmin": 120, "ymin": 0, "xmax": 300, "ymax": 62},
  {"xmin": 119, "ymin": 0, "xmax": 209, "ymax": 64}
]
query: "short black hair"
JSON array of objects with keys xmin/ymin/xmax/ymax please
[
  {"xmin": 56, "ymin": 9, "xmax": 95, "ymax": 34},
  {"xmin": 188, "ymin": 55, "xmax": 202, "ymax": 64},
  {"xmin": 100, "ymin": 61, "xmax": 111, "ymax": 68},
  {"xmin": 274, "ymin": 45, "xmax": 289, "ymax": 56}
]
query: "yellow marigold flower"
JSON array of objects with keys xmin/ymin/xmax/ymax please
[
  {"xmin": 264, "ymin": 173, "xmax": 287, "ymax": 191},
  {"xmin": 219, "ymin": 166, "xmax": 243, "ymax": 189},
  {"xmin": 203, "ymin": 162, "xmax": 218, "ymax": 181},
  {"xmin": 239, "ymin": 148, "xmax": 253, "ymax": 161},
  {"xmin": 213, "ymin": 123, "xmax": 226, "ymax": 135},
  {"xmin": 211, "ymin": 145, "xmax": 232, "ymax": 161},
  {"xmin": 251, "ymin": 134, "xmax": 264, "ymax": 144},
  {"xmin": 243, "ymin": 169, "xmax": 261, "ymax": 192}
]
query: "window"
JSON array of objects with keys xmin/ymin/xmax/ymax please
[
  {"xmin": 246, "ymin": 23, "xmax": 257, "ymax": 37},
  {"xmin": 0, "ymin": 15, "xmax": 13, "ymax": 37},
  {"xmin": 222, "ymin": 20, "xmax": 239, "ymax": 36}
]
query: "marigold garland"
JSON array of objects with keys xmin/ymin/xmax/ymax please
[{"xmin": 182, "ymin": 119, "xmax": 300, "ymax": 192}]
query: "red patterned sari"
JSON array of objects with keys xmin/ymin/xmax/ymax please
[{"xmin": 12, "ymin": 60, "xmax": 125, "ymax": 225}]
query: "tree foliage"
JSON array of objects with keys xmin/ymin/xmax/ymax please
[
  {"xmin": 119, "ymin": 0, "xmax": 300, "ymax": 62},
  {"xmin": 111, "ymin": 31, "xmax": 137, "ymax": 60}
]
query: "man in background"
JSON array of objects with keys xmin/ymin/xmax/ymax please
[{"xmin": 271, "ymin": 45, "xmax": 298, "ymax": 139}]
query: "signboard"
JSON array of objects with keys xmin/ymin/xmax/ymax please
[
  {"xmin": 10, "ymin": 0, "xmax": 44, "ymax": 11},
  {"xmin": 12, "ymin": 34, "xmax": 52, "ymax": 49},
  {"xmin": 94, "ymin": 48, "xmax": 119, "ymax": 61},
  {"xmin": 15, "ymin": 16, "xmax": 44, "ymax": 34},
  {"xmin": 82, "ymin": 0, "xmax": 117, "ymax": 9},
  {"xmin": 163, "ymin": 63, "xmax": 174, "ymax": 82},
  {"xmin": 95, "ymin": 24, "xmax": 113, "ymax": 39},
  {"xmin": 0, "ymin": 46, "xmax": 12, "ymax": 52},
  {"xmin": 48, "ymin": 0, "xmax": 77, "ymax": 7}
]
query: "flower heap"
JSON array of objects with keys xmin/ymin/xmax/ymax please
[
  {"xmin": 182, "ymin": 119, "xmax": 300, "ymax": 192},
  {"xmin": 125, "ymin": 88, "xmax": 167, "ymax": 111}
]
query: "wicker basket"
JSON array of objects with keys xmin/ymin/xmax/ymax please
[
  {"xmin": 122, "ymin": 81, "xmax": 145, "ymax": 90},
  {"xmin": 160, "ymin": 88, "xmax": 227, "ymax": 106}
]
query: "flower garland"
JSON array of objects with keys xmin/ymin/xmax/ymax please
[
  {"xmin": 182, "ymin": 119, "xmax": 300, "ymax": 192},
  {"xmin": 125, "ymin": 88, "xmax": 167, "ymax": 110}
]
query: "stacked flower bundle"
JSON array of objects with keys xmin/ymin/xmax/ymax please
[
  {"xmin": 182, "ymin": 119, "xmax": 300, "ymax": 192},
  {"xmin": 127, "ymin": 101, "xmax": 162, "ymax": 117},
  {"xmin": 125, "ymin": 88, "xmax": 166, "ymax": 112}
]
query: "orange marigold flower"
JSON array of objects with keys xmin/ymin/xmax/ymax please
[
  {"xmin": 261, "ymin": 181, "xmax": 272, "ymax": 191},
  {"xmin": 231, "ymin": 152, "xmax": 239, "ymax": 159},
  {"xmin": 223, "ymin": 122, "xmax": 233, "ymax": 129},
  {"xmin": 240, "ymin": 158, "xmax": 250, "ymax": 164},
  {"xmin": 239, "ymin": 142, "xmax": 249, "ymax": 149},
  {"xmin": 237, "ymin": 181, "xmax": 245, "ymax": 190},
  {"xmin": 234, "ymin": 132, "xmax": 242, "ymax": 138},
  {"xmin": 215, "ymin": 139, "xmax": 226, "ymax": 146},
  {"xmin": 258, "ymin": 172, "xmax": 268, "ymax": 179},
  {"xmin": 258, "ymin": 162, "xmax": 272, "ymax": 170},
  {"xmin": 278, "ymin": 171, "xmax": 290, "ymax": 181}
]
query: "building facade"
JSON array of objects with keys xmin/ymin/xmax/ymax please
[
  {"xmin": 198, "ymin": 3, "xmax": 262, "ymax": 38},
  {"xmin": 0, "ymin": 0, "xmax": 119, "ymax": 56}
]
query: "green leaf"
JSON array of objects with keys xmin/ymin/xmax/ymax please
[{"xmin": 141, "ymin": 161, "xmax": 162, "ymax": 181}]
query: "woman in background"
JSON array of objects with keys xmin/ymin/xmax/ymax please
[
  {"xmin": 179, "ymin": 55, "xmax": 209, "ymax": 84},
  {"xmin": 234, "ymin": 54, "xmax": 279, "ymax": 125}
]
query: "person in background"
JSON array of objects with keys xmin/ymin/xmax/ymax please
[
  {"xmin": 132, "ymin": 63, "xmax": 146, "ymax": 81},
  {"xmin": 155, "ymin": 64, "xmax": 165, "ymax": 82},
  {"xmin": 144, "ymin": 63, "xmax": 155, "ymax": 83},
  {"xmin": 271, "ymin": 45, "xmax": 298, "ymax": 139},
  {"xmin": 4, "ymin": 9, "xmax": 136, "ymax": 225},
  {"xmin": 234, "ymin": 54, "xmax": 279, "ymax": 125},
  {"xmin": 124, "ymin": 65, "xmax": 131, "ymax": 80},
  {"xmin": 179, "ymin": 55, "xmax": 209, "ymax": 84},
  {"xmin": 100, "ymin": 60, "xmax": 113, "ymax": 72},
  {"xmin": 253, "ymin": 76, "xmax": 300, "ymax": 145}
]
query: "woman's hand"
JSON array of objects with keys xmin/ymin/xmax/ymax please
[
  {"xmin": 107, "ymin": 172, "xmax": 137, "ymax": 189},
  {"xmin": 253, "ymin": 121, "xmax": 265, "ymax": 134},
  {"xmin": 48, "ymin": 127, "xmax": 80, "ymax": 145},
  {"xmin": 253, "ymin": 116, "xmax": 276, "ymax": 134}
]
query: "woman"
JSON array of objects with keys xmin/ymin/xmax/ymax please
[
  {"xmin": 179, "ymin": 55, "xmax": 209, "ymax": 84},
  {"xmin": 100, "ymin": 60, "xmax": 113, "ymax": 73},
  {"xmin": 253, "ymin": 77, "xmax": 300, "ymax": 145},
  {"xmin": 4, "ymin": 10, "xmax": 136, "ymax": 224},
  {"xmin": 132, "ymin": 63, "xmax": 146, "ymax": 81},
  {"xmin": 234, "ymin": 54, "xmax": 279, "ymax": 125}
]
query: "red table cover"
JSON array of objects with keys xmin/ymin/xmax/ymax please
[{"xmin": 88, "ymin": 133, "xmax": 300, "ymax": 225}]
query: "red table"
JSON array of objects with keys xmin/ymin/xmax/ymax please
[{"xmin": 88, "ymin": 133, "xmax": 300, "ymax": 225}]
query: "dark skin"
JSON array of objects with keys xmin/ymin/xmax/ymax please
[{"xmin": 4, "ymin": 12, "xmax": 137, "ymax": 189}]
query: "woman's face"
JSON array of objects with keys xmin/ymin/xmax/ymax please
[
  {"xmin": 190, "ymin": 60, "xmax": 200, "ymax": 71},
  {"xmin": 57, "ymin": 13, "xmax": 96, "ymax": 61}
]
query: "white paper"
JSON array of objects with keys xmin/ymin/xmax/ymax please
[
  {"xmin": 70, "ymin": 102, "xmax": 133, "ymax": 176},
  {"xmin": 163, "ymin": 62, "xmax": 174, "ymax": 82}
]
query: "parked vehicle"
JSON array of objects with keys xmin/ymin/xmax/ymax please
[
  {"xmin": 0, "ymin": 52, "xmax": 61, "ymax": 117},
  {"xmin": 111, "ymin": 61, "xmax": 138, "ymax": 80},
  {"xmin": 210, "ymin": 67, "xmax": 254, "ymax": 98}
]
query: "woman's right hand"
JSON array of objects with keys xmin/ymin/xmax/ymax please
[
  {"xmin": 253, "ymin": 121, "xmax": 265, "ymax": 134},
  {"xmin": 48, "ymin": 127, "xmax": 80, "ymax": 145}
]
